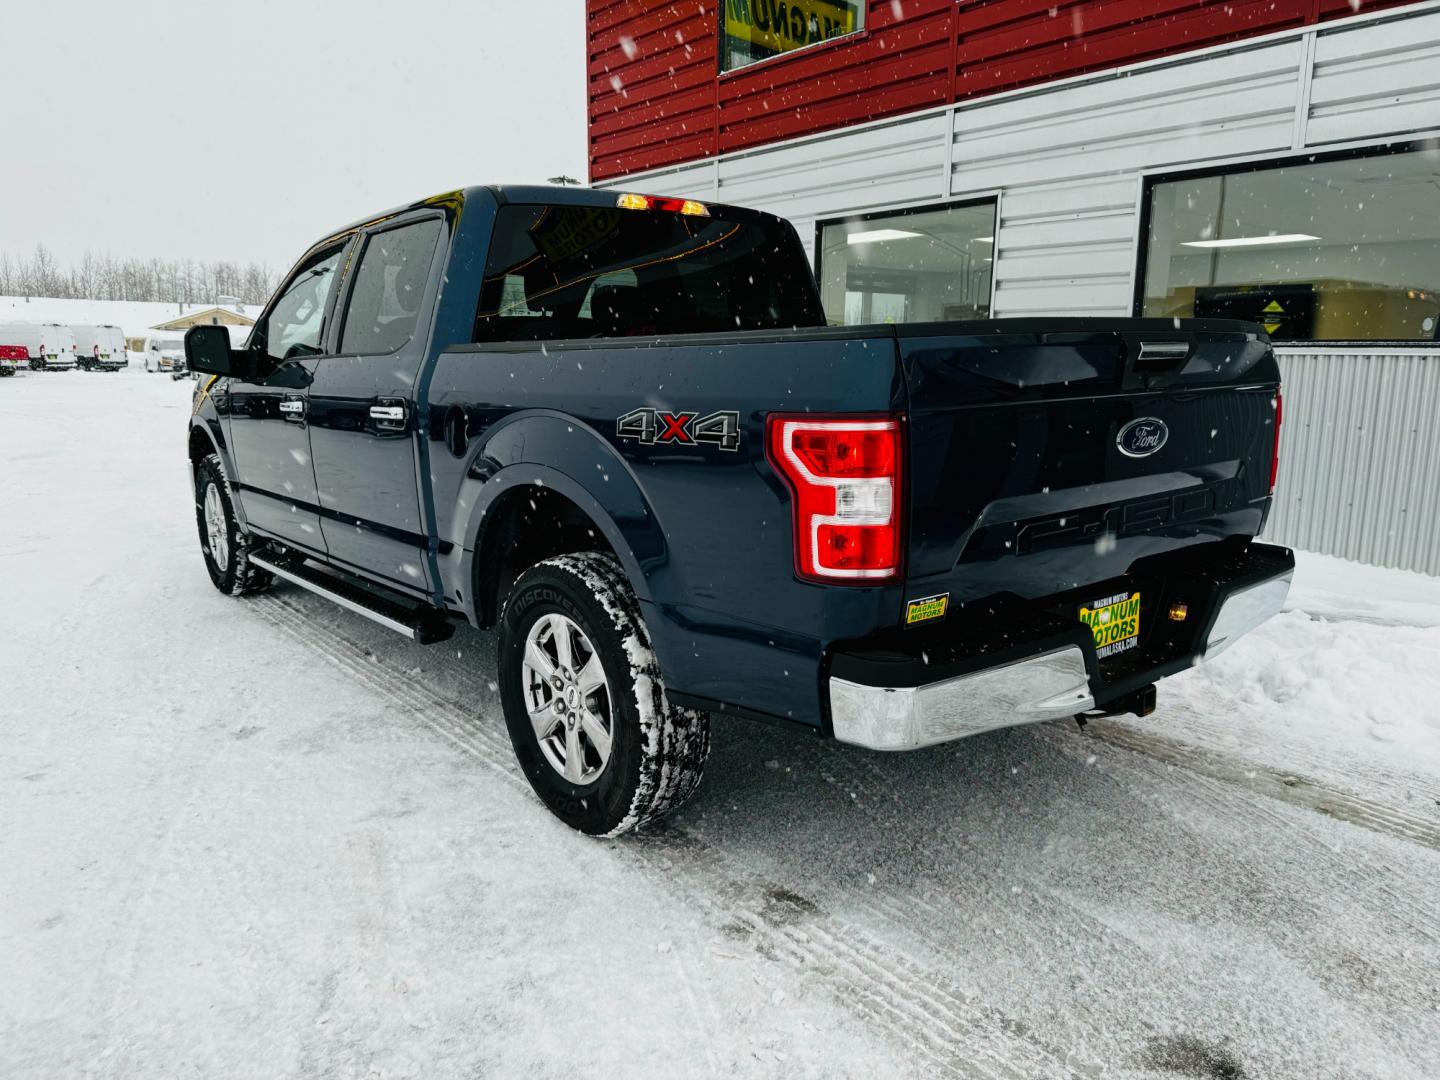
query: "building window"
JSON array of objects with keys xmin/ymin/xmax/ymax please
[
  {"xmin": 1141, "ymin": 146, "xmax": 1440, "ymax": 343},
  {"xmin": 719, "ymin": 0, "xmax": 864, "ymax": 73},
  {"xmin": 817, "ymin": 201, "xmax": 997, "ymax": 326}
]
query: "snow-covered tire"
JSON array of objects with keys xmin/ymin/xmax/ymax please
[
  {"xmin": 194, "ymin": 453, "xmax": 272, "ymax": 597},
  {"xmin": 497, "ymin": 552, "xmax": 710, "ymax": 837}
]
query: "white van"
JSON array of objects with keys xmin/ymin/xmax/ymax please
[
  {"xmin": 142, "ymin": 334, "xmax": 187, "ymax": 374},
  {"xmin": 0, "ymin": 322, "xmax": 78, "ymax": 371},
  {"xmin": 73, "ymin": 324, "xmax": 128, "ymax": 371}
]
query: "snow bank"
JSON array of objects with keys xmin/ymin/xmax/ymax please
[{"xmin": 1149, "ymin": 551, "xmax": 1440, "ymax": 804}]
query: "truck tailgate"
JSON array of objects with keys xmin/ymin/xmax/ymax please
[{"xmin": 899, "ymin": 319, "xmax": 1281, "ymax": 606}]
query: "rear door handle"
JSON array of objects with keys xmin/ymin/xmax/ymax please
[
  {"xmin": 370, "ymin": 400, "xmax": 408, "ymax": 432},
  {"xmin": 279, "ymin": 397, "xmax": 306, "ymax": 420}
]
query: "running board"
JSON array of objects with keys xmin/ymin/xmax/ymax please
[{"xmin": 248, "ymin": 553, "xmax": 455, "ymax": 645}]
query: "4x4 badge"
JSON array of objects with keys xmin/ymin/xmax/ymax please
[{"xmin": 617, "ymin": 408, "xmax": 741, "ymax": 451}]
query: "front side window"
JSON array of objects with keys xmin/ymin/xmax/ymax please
[
  {"xmin": 262, "ymin": 245, "xmax": 345, "ymax": 361},
  {"xmin": 1141, "ymin": 147, "xmax": 1440, "ymax": 342},
  {"xmin": 719, "ymin": 0, "xmax": 864, "ymax": 72},
  {"xmin": 474, "ymin": 203, "xmax": 824, "ymax": 341},
  {"xmin": 817, "ymin": 201, "xmax": 997, "ymax": 326},
  {"xmin": 339, "ymin": 219, "xmax": 443, "ymax": 355}
]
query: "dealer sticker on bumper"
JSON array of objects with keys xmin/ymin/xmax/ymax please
[
  {"xmin": 1079, "ymin": 591, "xmax": 1141, "ymax": 659},
  {"xmin": 905, "ymin": 593, "xmax": 949, "ymax": 625}
]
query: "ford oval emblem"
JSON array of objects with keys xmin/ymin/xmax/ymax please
[{"xmin": 1116, "ymin": 417, "xmax": 1169, "ymax": 458}]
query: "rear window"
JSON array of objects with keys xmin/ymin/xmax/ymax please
[{"xmin": 473, "ymin": 203, "xmax": 824, "ymax": 341}]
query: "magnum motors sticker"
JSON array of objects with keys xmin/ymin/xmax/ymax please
[{"xmin": 905, "ymin": 593, "xmax": 949, "ymax": 626}]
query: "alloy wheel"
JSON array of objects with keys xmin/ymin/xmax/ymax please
[{"xmin": 520, "ymin": 612, "xmax": 613, "ymax": 784}]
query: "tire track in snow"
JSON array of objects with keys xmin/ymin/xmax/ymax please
[
  {"xmin": 247, "ymin": 591, "xmax": 1085, "ymax": 1080},
  {"xmin": 1142, "ymin": 696, "xmax": 1440, "ymax": 812},
  {"xmin": 249, "ymin": 585, "xmax": 1440, "ymax": 1076},
  {"xmin": 1076, "ymin": 719, "xmax": 1440, "ymax": 853},
  {"xmin": 253, "ymin": 596, "xmax": 525, "ymax": 795},
  {"xmin": 1043, "ymin": 724, "xmax": 1440, "ymax": 957}
]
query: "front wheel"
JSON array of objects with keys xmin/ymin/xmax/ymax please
[
  {"xmin": 194, "ymin": 453, "xmax": 272, "ymax": 597},
  {"xmin": 497, "ymin": 552, "xmax": 710, "ymax": 836}
]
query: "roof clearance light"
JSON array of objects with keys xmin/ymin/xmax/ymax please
[{"xmin": 616, "ymin": 193, "xmax": 710, "ymax": 216}]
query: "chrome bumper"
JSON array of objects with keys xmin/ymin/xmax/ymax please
[
  {"xmin": 829, "ymin": 569, "xmax": 1292, "ymax": 752},
  {"xmin": 1202, "ymin": 570, "xmax": 1292, "ymax": 659},
  {"xmin": 829, "ymin": 646, "xmax": 1095, "ymax": 751}
]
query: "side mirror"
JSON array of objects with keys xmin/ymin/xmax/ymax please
[{"xmin": 184, "ymin": 325, "xmax": 258, "ymax": 379}]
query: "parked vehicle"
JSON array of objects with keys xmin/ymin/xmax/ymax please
[
  {"xmin": 73, "ymin": 324, "xmax": 128, "ymax": 371},
  {"xmin": 183, "ymin": 185, "xmax": 1293, "ymax": 836},
  {"xmin": 142, "ymin": 335, "xmax": 186, "ymax": 374},
  {"xmin": 0, "ymin": 322, "xmax": 78, "ymax": 371},
  {"xmin": 0, "ymin": 344, "xmax": 23, "ymax": 376}
]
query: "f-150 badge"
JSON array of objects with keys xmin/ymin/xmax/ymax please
[{"xmin": 617, "ymin": 408, "xmax": 741, "ymax": 451}]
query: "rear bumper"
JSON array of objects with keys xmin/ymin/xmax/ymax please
[
  {"xmin": 827, "ymin": 541, "xmax": 1293, "ymax": 751},
  {"xmin": 831, "ymin": 646, "xmax": 1095, "ymax": 750}
]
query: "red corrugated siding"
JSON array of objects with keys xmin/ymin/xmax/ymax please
[
  {"xmin": 588, "ymin": 0, "xmax": 1423, "ymax": 181},
  {"xmin": 716, "ymin": 0, "xmax": 953, "ymax": 154},
  {"xmin": 588, "ymin": 0, "xmax": 718, "ymax": 179}
]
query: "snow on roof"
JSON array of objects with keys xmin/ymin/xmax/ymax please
[{"xmin": 0, "ymin": 296, "xmax": 260, "ymax": 340}]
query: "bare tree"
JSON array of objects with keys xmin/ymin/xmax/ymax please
[{"xmin": 0, "ymin": 246, "xmax": 279, "ymax": 305}]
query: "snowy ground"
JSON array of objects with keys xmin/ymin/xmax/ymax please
[{"xmin": 3, "ymin": 369, "xmax": 1438, "ymax": 1079}]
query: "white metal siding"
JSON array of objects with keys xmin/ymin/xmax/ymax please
[
  {"xmin": 1306, "ymin": 8, "xmax": 1440, "ymax": 146},
  {"xmin": 1267, "ymin": 350, "xmax": 1440, "ymax": 576},
  {"xmin": 718, "ymin": 111, "xmax": 953, "ymax": 262},
  {"xmin": 599, "ymin": 3, "xmax": 1440, "ymax": 573},
  {"xmin": 953, "ymin": 42, "xmax": 1300, "ymax": 317}
]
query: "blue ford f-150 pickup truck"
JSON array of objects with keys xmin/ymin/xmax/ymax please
[{"xmin": 184, "ymin": 184, "xmax": 1293, "ymax": 836}]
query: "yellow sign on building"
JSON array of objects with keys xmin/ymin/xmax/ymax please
[{"xmin": 724, "ymin": 0, "xmax": 860, "ymax": 59}]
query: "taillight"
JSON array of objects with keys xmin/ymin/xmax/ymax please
[
  {"xmin": 1269, "ymin": 390, "xmax": 1282, "ymax": 492},
  {"xmin": 767, "ymin": 416, "xmax": 902, "ymax": 582}
]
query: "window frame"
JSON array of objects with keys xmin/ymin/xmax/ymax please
[
  {"xmin": 1132, "ymin": 138, "xmax": 1440, "ymax": 347},
  {"xmin": 716, "ymin": 0, "xmax": 867, "ymax": 77},
  {"xmin": 335, "ymin": 211, "xmax": 446, "ymax": 358},
  {"xmin": 813, "ymin": 194, "xmax": 1002, "ymax": 326},
  {"xmin": 250, "ymin": 234, "xmax": 357, "ymax": 364}
]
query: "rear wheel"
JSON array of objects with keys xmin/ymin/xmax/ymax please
[
  {"xmin": 497, "ymin": 552, "xmax": 710, "ymax": 836},
  {"xmin": 195, "ymin": 453, "xmax": 272, "ymax": 597}
]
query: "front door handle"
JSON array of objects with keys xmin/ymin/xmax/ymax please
[{"xmin": 279, "ymin": 397, "xmax": 306, "ymax": 420}]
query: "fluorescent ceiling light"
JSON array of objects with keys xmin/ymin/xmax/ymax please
[
  {"xmin": 1181, "ymin": 233, "xmax": 1320, "ymax": 249},
  {"xmin": 847, "ymin": 228, "xmax": 921, "ymax": 245}
]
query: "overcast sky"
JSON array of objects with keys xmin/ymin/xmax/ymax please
[{"xmin": 4, "ymin": 0, "xmax": 587, "ymax": 269}]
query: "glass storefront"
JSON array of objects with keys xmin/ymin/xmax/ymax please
[
  {"xmin": 1141, "ymin": 146, "xmax": 1440, "ymax": 342},
  {"xmin": 816, "ymin": 201, "xmax": 997, "ymax": 326}
]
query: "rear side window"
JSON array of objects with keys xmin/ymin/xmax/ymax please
[
  {"xmin": 473, "ymin": 203, "xmax": 824, "ymax": 341},
  {"xmin": 340, "ymin": 218, "xmax": 443, "ymax": 355}
]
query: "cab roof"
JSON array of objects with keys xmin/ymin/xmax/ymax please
[{"xmin": 315, "ymin": 184, "xmax": 782, "ymax": 250}]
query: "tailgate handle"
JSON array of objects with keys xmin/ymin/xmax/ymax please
[{"xmin": 1135, "ymin": 340, "xmax": 1191, "ymax": 370}]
